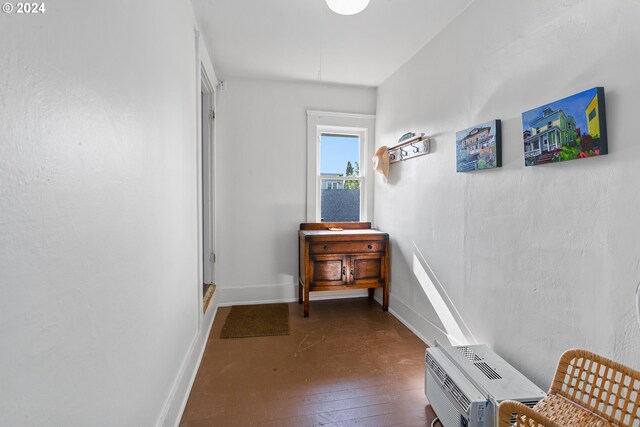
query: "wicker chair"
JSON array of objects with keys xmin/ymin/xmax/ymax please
[{"xmin": 498, "ymin": 349, "xmax": 640, "ymax": 427}]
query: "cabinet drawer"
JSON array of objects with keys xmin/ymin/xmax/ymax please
[{"xmin": 309, "ymin": 241, "xmax": 384, "ymax": 254}]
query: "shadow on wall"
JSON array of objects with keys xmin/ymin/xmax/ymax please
[
  {"xmin": 412, "ymin": 243, "xmax": 477, "ymax": 346},
  {"xmin": 636, "ymin": 281, "xmax": 640, "ymax": 331}
]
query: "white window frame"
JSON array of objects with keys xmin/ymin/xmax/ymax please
[{"xmin": 306, "ymin": 111, "xmax": 376, "ymax": 223}]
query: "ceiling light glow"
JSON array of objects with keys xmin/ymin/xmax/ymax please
[{"xmin": 325, "ymin": 0, "xmax": 370, "ymax": 16}]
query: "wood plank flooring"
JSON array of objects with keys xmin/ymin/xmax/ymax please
[{"xmin": 180, "ymin": 298, "xmax": 440, "ymax": 427}]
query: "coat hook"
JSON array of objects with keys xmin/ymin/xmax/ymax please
[{"xmin": 411, "ymin": 142, "xmax": 420, "ymax": 153}]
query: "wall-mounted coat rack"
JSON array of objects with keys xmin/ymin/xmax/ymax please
[{"xmin": 388, "ymin": 133, "xmax": 430, "ymax": 164}]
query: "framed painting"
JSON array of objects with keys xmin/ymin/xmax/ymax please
[
  {"xmin": 456, "ymin": 119, "xmax": 502, "ymax": 172},
  {"xmin": 522, "ymin": 87, "xmax": 607, "ymax": 166}
]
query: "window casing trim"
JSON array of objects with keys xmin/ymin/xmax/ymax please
[{"xmin": 306, "ymin": 111, "xmax": 375, "ymax": 223}]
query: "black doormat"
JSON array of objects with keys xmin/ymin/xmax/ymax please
[{"xmin": 220, "ymin": 303, "xmax": 289, "ymax": 339}]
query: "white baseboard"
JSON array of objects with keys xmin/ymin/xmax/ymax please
[
  {"xmin": 157, "ymin": 295, "xmax": 218, "ymax": 427},
  {"xmin": 216, "ymin": 283, "xmax": 296, "ymax": 305},
  {"xmin": 374, "ymin": 292, "xmax": 455, "ymax": 348},
  {"xmin": 216, "ymin": 283, "xmax": 368, "ymax": 306}
]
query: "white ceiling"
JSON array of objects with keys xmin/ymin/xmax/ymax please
[{"xmin": 191, "ymin": 0, "xmax": 474, "ymax": 87}]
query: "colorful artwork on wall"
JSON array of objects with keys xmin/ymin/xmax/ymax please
[
  {"xmin": 456, "ymin": 120, "xmax": 502, "ymax": 172},
  {"xmin": 521, "ymin": 87, "xmax": 607, "ymax": 166}
]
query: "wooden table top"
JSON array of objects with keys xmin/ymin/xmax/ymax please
[{"xmin": 299, "ymin": 229, "xmax": 388, "ymax": 240}]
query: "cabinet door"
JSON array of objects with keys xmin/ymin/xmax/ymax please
[
  {"xmin": 310, "ymin": 254, "xmax": 348, "ymax": 287},
  {"xmin": 349, "ymin": 253, "xmax": 383, "ymax": 285}
]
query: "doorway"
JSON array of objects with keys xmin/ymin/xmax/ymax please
[{"xmin": 201, "ymin": 69, "xmax": 216, "ymax": 312}]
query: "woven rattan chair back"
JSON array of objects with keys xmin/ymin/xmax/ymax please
[
  {"xmin": 550, "ymin": 349, "xmax": 640, "ymax": 426},
  {"xmin": 498, "ymin": 401, "xmax": 562, "ymax": 427}
]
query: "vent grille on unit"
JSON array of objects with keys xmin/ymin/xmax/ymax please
[
  {"xmin": 458, "ymin": 346, "xmax": 483, "ymax": 362},
  {"xmin": 426, "ymin": 353, "xmax": 447, "ymax": 382},
  {"xmin": 426, "ymin": 353, "xmax": 471, "ymax": 411},
  {"xmin": 474, "ymin": 361, "xmax": 502, "ymax": 380},
  {"xmin": 520, "ymin": 400, "xmax": 539, "ymax": 408},
  {"xmin": 509, "ymin": 400, "xmax": 540, "ymax": 424},
  {"xmin": 443, "ymin": 377, "xmax": 472, "ymax": 410},
  {"xmin": 457, "ymin": 347, "xmax": 502, "ymax": 380}
]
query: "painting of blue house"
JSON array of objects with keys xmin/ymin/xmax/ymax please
[{"xmin": 521, "ymin": 87, "xmax": 608, "ymax": 166}]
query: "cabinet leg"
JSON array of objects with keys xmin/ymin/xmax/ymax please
[
  {"xmin": 383, "ymin": 284, "xmax": 389, "ymax": 311},
  {"xmin": 368, "ymin": 288, "xmax": 375, "ymax": 299},
  {"xmin": 298, "ymin": 281, "xmax": 303, "ymax": 304},
  {"xmin": 304, "ymin": 285, "xmax": 310, "ymax": 317}
]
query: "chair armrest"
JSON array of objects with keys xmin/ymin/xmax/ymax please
[{"xmin": 498, "ymin": 400, "xmax": 562, "ymax": 427}]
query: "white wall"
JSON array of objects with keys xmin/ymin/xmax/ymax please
[
  {"xmin": 215, "ymin": 78, "xmax": 376, "ymax": 302},
  {"xmin": 0, "ymin": 1, "xmax": 204, "ymax": 424},
  {"xmin": 375, "ymin": 0, "xmax": 640, "ymax": 388}
]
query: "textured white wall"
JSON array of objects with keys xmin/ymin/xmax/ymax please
[
  {"xmin": 215, "ymin": 78, "xmax": 376, "ymax": 301},
  {"xmin": 0, "ymin": 1, "xmax": 201, "ymax": 424},
  {"xmin": 375, "ymin": 0, "xmax": 640, "ymax": 388}
]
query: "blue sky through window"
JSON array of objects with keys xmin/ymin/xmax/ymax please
[{"xmin": 320, "ymin": 134, "xmax": 360, "ymax": 175}]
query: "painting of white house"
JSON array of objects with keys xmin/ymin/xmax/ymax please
[
  {"xmin": 521, "ymin": 87, "xmax": 608, "ymax": 166},
  {"xmin": 456, "ymin": 119, "xmax": 502, "ymax": 172}
]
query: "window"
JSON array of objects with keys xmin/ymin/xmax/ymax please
[
  {"xmin": 588, "ymin": 108, "xmax": 596, "ymax": 121},
  {"xmin": 319, "ymin": 133, "xmax": 362, "ymax": 222},
  {"xmin": 306, "ymin": 111, "xmax": 375, "ymax": 223}
]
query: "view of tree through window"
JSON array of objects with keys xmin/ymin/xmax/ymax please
[
  {"xmin": 343, "ymin": 161, "xmax": 360, "ymax": 189},
  {"xmin": 319, "ymin": 134, "xmax": 361, "ymax": 222}
]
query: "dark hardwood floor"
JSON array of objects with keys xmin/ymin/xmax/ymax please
[{"xmin": 180, "ymin": 298, "xmax": 440, "ymax": 427}]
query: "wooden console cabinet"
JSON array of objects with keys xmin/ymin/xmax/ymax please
[{"xmin": 298, "ymin": 222, "xmax": 389, "ymax": 317}]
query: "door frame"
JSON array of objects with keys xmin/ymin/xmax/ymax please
[
  {"xmin": 201, "ymin": 68, "xmax": 215, "ymax": 288},
  {"xmin": 195, "ymin": 30, "xmax": 218, "ymax": 325}
]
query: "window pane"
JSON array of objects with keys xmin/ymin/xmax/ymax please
[
  {"xmin": 320, "ymin": 179, "xmax": 360, "ymax": 222},
  {"xmin": 320, "ymin": 134, "xmax": 360, "ymax": 177}
]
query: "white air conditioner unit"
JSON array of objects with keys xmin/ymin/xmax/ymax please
[{"xmin": 425, "ymin": 343, "xmax": 546, "ymax": 427}]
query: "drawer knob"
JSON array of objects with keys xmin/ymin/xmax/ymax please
[
  {"xmin": 367, "ymin": 244, "xmax": 373, "ymax": 249},
  {"xmin": 342, "ymin": 266, "xmax": 346, "ymax": 275},
  {"xmin": 323, "ymin": 245, "xmax": 328, "ymax": 250}
]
